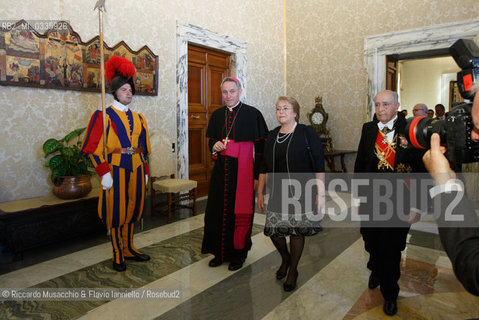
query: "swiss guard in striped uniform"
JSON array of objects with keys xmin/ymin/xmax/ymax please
[{"xmin": 81, "ymin": 56, "xmax": 151, "ymax": 272}]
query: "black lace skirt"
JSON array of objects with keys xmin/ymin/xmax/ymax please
[{"xmin": 264, "ymin": 209, "xmax": 322, "ymax": 237}]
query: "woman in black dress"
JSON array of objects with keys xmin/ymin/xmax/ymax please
[{"xmin": 257, "ymin": 96, "xmax": 325, "ymax": 292}]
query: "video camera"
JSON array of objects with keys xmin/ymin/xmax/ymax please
[{"xmin": 405, "ymin": 39, "xmax": 479, "ymax": 171}]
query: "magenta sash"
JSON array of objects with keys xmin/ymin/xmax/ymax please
[{"xmin": 220, "ymin": 140, "xmax": 254, "ymax": 249}]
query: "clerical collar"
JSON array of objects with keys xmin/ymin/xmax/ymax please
[
  {"xmin": 377, "ymin": 114, "xmax": 397, "ymax": 131},
  {"xmin": 227, "ymin": 101, "xmax": 241, "ymax": 112},
  {"xmin": 112, "ymin": 100, "xmax": 129, "ymax": 112}
]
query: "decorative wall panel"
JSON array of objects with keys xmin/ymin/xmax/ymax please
[{"xmin": 0, "ymin": 20, "xmax": 158, "ymax": 95}]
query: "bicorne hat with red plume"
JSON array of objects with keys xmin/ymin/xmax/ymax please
[{"xmin": 105, "ymin": 55, "xmax": 136, "ymax": 99}]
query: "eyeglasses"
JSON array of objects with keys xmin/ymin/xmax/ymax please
[{"xmin": 276, "ymin": 106, "xmax": 292, "ymax": 112}]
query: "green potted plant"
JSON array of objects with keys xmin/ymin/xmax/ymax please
[{"xmin": 43, "ymin": 127, "xmax": 95, "ymax": 199}]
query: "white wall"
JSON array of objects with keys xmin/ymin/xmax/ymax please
[{"xmin": 399, "ymin": 56, "xmax": 460, "ymax": 115}]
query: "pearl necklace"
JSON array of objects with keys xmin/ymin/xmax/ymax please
[
  {"xmin": 276, "ymin": 122, "xmax": 297, "ymax": 144},
  {"xmin": 271, "ymin": 122, "xmax": 297, "ymax": 198}
]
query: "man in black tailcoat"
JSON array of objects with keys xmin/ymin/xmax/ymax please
[{"xmin": 354, "ymin": 90, "xmax": 425, "ymax": 316}]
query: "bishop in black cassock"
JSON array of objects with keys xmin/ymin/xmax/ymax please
[{"xmin": 202, "ymin": 78, "xmax": 268, "ymax": 271}]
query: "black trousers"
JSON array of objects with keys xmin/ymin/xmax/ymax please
[{"xmin": 361, "ymin": 226, "xmax": 409, "ymax": 301}]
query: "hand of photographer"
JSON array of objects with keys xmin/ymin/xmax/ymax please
[{"xmin": 422, "ymin": 133, "xmax": 456, "ymax": 186}]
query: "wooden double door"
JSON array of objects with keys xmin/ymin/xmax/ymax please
[{"xmin": 188, "ymin": 44, "xmax": 230, "ymax": 197}]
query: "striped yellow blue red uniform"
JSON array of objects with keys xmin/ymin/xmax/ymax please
[{"xmin": 81, "ymin": 106, "xmax": 151, "ymax": 263}]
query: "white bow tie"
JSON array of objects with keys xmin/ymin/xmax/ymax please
[{"xmin": 378, "ymin": 123, "xmax": 392, "ymax": 130}]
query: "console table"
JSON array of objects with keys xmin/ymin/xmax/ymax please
[
  {"xmin": 324, "ymin": 149, "xmax": 357, "ymax": 172},
  {"xmin": 0, "ymin": 188, "xmax": 104, "ymax": 257}
]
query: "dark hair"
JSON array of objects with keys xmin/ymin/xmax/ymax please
[{"xmin": 276, "ymin": 96, "xmax": 300, "ymax": 122}]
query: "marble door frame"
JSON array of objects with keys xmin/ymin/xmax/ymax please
[
  {"xmin": 176, "ymin": 22, "xmax": 247, "ymax": 179},
  {"xmin": 364, "ymin": 19, "xmax": 479, "ymax": 120}
]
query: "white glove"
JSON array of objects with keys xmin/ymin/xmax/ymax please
[
  {"xmin": 101, "ymin": 172, "xmax": 113, "ymax": 190},
  {"xmin": 145, "ymin": 174, "xmax": 149, "ymax": 186}
]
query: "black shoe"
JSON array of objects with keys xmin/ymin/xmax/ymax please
[
  {"xmin": 283, "ymin": 282, "xmax": 296, "ymax": 292},
  {"xmin": 383, "ymin": 300, "xmax": 398, "ymax": 316},
  {"xmin": 125, "ymin": 252, "xmax": 150, "ymax": 262},
  {"xmin": 228, "ymin": 260, "xmax": 244, "ymax": 271},
  {"xmin": 368, "ymin": 273, "xmax": 379, "ymax": 289},
  {"xmin": 276, "ymin": 268, "xmax": 288, "ymax": 280},
  {"xmin": 208, "ymin": 257, "xmax": 222, "ymax": 267},
  {"xmin": 276, "ymin": 259, "xmax": 290, "ymax": 280},
  {"xmin": 283, "ymin": 270, "xmax": 298, "ymax": 292},
  {"xmin": 113, "ymin": 261, "xmax": 126, "ymax": 272}
]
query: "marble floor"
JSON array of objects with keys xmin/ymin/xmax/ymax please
[{"xmin": 1, "ymin": 195, "xmax": 478, "ymax": 320}]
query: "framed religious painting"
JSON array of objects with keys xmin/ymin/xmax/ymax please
[{"xmin": 0, "ymin": 20, "xmax": 158, "ymax": 96}]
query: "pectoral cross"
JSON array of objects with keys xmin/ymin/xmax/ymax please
[{"xmin": 222, "ymin": 137, "xmax": 230, "ymax": 148}]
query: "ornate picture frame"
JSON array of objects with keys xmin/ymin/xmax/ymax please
[
  {"xmin": 0, "ymin": 20, "xmax": 158, "ymax": 96},
  {"xmin": 449, "ymin": 80, "xmax": 464, "ymax": 108}
]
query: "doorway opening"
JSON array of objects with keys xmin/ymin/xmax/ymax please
[
  {"xmin": 176, "ymin": 22, "xmax": 247, "ymax": 184},
  {"xmin": 363, "ymin": 19, "xmax": 479, "ymax": 120},
  {"xmin": 386, "ymin": 50, "xmax": 461, "ymax": 117}
]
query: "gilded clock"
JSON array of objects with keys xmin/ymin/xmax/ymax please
[{"xmin": 308, "ymin": 96, "xmax": 329, "ymax": 136}]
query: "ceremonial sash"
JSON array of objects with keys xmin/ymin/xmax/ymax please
[
  {"xmin": 375, "ymin": 131, "xmax": 395, "ymax": 171},
  {"xmin": 220, "ymin": 140, "xmax": 254, "ymax": 249}
]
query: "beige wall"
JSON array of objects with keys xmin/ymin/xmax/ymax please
[
  {"xmin": 1, "ymin": 0, "xmax": 479, "ymax": 201},
  {"xmin": 399, "ymin": 57, "xmax": 461, "ymax": 115},
  {"xmin": 286, "ymin": 0, "xmax": 479, "ymax": 152},
  {"xmin": 0, "ymin": 0, "xmax": 285, "ymax": 201}
]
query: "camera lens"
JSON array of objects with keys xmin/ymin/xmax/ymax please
[{"xmin": 405, "ymin": 116, "xmax": 446, "ymax": 149}]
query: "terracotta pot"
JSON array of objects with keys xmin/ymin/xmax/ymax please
[{"xmin": 53, "ymin": 175, "xmax": 92, "ymax": 200}]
